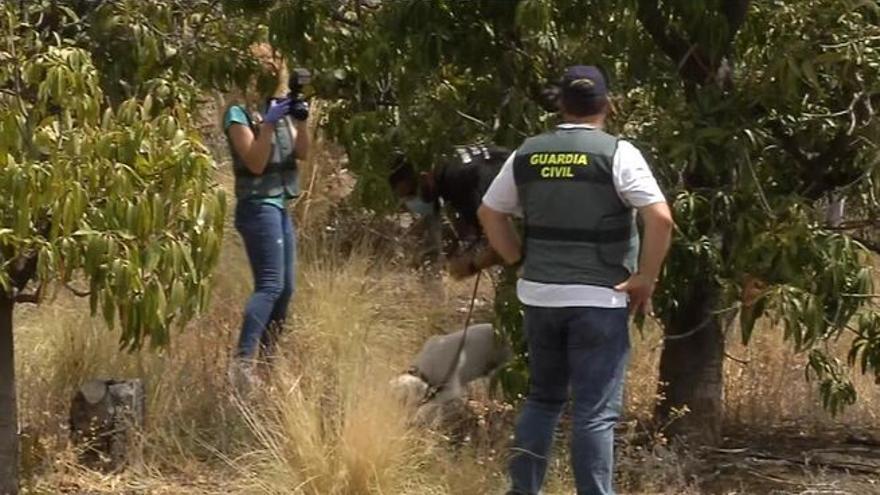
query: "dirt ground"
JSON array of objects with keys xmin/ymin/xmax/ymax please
[{"xmin": 689, "ymin": 428, "xmax": 880, "ymax": 494}]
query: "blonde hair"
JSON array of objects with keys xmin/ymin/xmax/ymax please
[
  {"xmin": 221, "ymin": 43, "xmax": 290, "ymax": 131},
  {"xmin": 250, "ymin": 42, "xmax": 289, "ymax": 97}
]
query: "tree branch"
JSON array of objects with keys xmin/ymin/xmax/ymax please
[
  {"xmin": 637, "ymin": 0, "xmax": 751, "ymax": 87},
  {"xmin": 64, "ymin": 281, "xmax": 91, "ymax": 298},
  {"xmin": 823, "ymin": 219, "xmax": 880, "ymax": 231},
  {"xmin": 636, "ymin": 0, "xmax": 711, "ymax": 86},
  {"xmin": 721, "ymin": 0, "xmax": 751, "ymax": 46},
  {"xmin": 456, "ymin": 110, "xmax": 490, "ymax": 129},
  {"xmin": 330, "ymin": 9, "xmax": 360, "ymax": 27},
  {"xmin": 13, "ymin": 282, "xmax": 43, "ymax": 304},
  {"xmin": 724, "ymin": 351, "xmax": 750, "ymax": 365},
  {"xmin": 14, "ymin": 292, "xmax": 38, "ymax": 304},
  {"xmin": 636, "ymin": 1, "xmax": 693, "ymax": 73},
  {"xmin": 851, "ymin": 235, "xmax": 880, "ymax": 255}
]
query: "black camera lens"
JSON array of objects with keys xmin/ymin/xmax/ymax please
[{"xmin": 290, "ymin": 100, "xmax": 309, "ymax": 121}]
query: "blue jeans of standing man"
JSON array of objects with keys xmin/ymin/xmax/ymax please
[
  {"xmin": 234, "ymin": 200, "xmax": 296, "ymax": 360},
  {"xmin": 508, "ymin": 305, "xmax": 630, "ymax": 495}
]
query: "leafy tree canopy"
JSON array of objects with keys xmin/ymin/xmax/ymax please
[{"xmin": 254, "ymin": 0, "xmax": 880, "ymax": 413}]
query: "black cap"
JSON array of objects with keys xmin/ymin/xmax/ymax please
[{"xmin": 559, "ymin": 65, "xmax": 608, "ymax": 116}]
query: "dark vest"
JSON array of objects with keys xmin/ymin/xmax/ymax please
[
  {"xmin": 435, "ymin": 144, "xmax": 507, "ymax": 236},
  {"xmin": 513, "ymin": 126, "xmax": 639, "ymax": 287},
  {"xmin": 227, "ymin": 106, "xmax": 298, "ymax": 200}
]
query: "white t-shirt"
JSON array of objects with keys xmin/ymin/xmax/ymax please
[{"xmin": 481, "ymin": 124, "xmax": 666, "ymax": 308}]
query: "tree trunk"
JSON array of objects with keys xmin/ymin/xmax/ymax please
[
  {"xmin": 655, "ymin": 275, "xmax": 725, "ymax": 446},
  {"xmin": 0, "ymin": 295, "xmax": 17, "ymax": 495}
]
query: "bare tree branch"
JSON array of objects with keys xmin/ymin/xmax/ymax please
[
  {"xmin": 63, "ymin": 281, "xmax": 91, "ymax": 298},
  {"xmin": 13, "ymin": 282, "xmax": 43, "ymax": 304},
  {"xmin": 455, "ymin": 110, "xmax": 489, "ymax": 129},
  {"xmin": 636, "ymin": 0, "xmax": 714, "ymax": 86},
  {"xmin": 824, "ymin": 219, "xmax": 880, "ymax": 231},
  {"xmin": 636, "ymin": 1, "xmax": 694, "ymax": 75},
  {"xmin": 330, "ymin": 9, "xmax": 360, "ymax": 27},
  {"xmin": 724, "ymin": 351, "xmax": 750, "ymax": 365},
  {"xmin": 14, "ymin": 292, "xmax": 39, "ymax": 304},
  {"xmin": 851, "ymin": 235, "xmax": 880, "ymax": 255}
]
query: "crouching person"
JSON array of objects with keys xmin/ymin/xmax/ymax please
[
  {"xmin": 389, "ymin": 143, "xmax": 510, "ymax": 279},
  {"xmin": 224, "ymin": 45, "xmax": 310, "ymax": 391}
]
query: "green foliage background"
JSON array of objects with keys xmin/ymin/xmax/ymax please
[
  {"xmin": 3, "ymin": 0, "xmax": 880, "ymax": 410},
  {"xmin": 261, "ymin": 0, "xmax": 880, "ymax": 411}
]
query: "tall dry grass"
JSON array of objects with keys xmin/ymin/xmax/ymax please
[
  {"xmin": 624, "ymin": 319, "xmax": 880, "ymax": 433},
  {"xmin": 14, "ymin": 146, "xmax": 505, "ymax": 493},
  {"xmin": 12, "ymin": 101, "xmax": 880, "ymax": 494},
  {"xmin": 15, "ymin": 199, "xmax": 880, "ymax": 494},
  {"xmin": 228, "ymin": 252, "xmax": 448, "ymax": 495}
]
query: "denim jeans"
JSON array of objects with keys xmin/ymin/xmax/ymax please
[
  {"xmin": 234, "ymin": 200, "xmax": 296, "ymax": 360},
  {"xmin": 508, "ymin": 305, "xmax": 630, "ymax": 495}
]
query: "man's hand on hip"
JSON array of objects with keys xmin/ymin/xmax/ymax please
[
  {"xmin": 621, "ymin": 201, "xmax": 673, "ymax": 316},
  {"xmin": 614, "ymin": 273, "xmax": 656, "ymax": 316}
]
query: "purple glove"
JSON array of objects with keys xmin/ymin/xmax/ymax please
[{"xmin": 263, "ymin": 98, "xmax": 291, "ymax": 125}]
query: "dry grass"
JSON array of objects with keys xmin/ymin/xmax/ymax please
[
  {"xmin": 12, "ymin": 112, "xmax": 880, "ymax": 494},
  {"xmin": 15, "ymin": 207, "xmax": 880, "ymax": 494},
  {"xmin": 724, "ymin": 326, "xmax": 879, "ymax": 430},
  {"xmin": 624, "ymin": 320, "xmax": 880, "ymax": 433},
  {"xmin": 16, "ymin": 236, "xmax": 880, "ymax": 494},
  {"xmin": 228, "ymin": 250, "xmax": 448, "ymax": 495},
  {"xmin": 13, "ymin": 205, "xmax": 497, "ymax": 494}
]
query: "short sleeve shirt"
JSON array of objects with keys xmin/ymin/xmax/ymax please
[
  {"xmin": 224, "ymin": 105, "xmax": 250, "ymax": 131},
  {"xmin": 224, "ymin": 105, "xmax": 287, "ymax": 209}
]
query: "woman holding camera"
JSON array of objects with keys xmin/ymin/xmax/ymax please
[{"xmin": 223, "ymin": 46, "xmax": 310, "ymax": 387}]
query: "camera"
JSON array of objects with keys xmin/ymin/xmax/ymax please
[{"xmin": 287, "ymin": 68, "xmax": 311, "ymax": 121}]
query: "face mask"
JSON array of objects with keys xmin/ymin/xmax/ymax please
[{"xmin": 404, "ymin": 197, "xmax": 436, "ymax": 217}]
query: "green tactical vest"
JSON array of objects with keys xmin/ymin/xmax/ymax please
[
  {"xmin": 228, "ymin": 106, "xmax": 298, "ymax": 200},
  {"xmin": 513, "ymin": 126, "xmax": 639, "ymax": 287}
]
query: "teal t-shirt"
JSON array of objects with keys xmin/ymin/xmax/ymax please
[{"xmin": 224, "ymin": 105, "xmax": 287, "ymax": 209}]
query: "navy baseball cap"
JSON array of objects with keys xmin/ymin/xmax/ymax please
[{"xmin": 559, "ymin": 65, "xmax": 608, "ymax": 115}]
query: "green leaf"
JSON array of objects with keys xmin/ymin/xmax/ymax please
[
  {"xmin": 169, "ymin": 279, "xmax": 185, "ymax": 313},
  {"xmin": 102, "ymin": 292, "xmax": 116, "ymax": 329},
  {"xmin": 0, "ymin": 271, "xmax": 11, "ymax": 294}
]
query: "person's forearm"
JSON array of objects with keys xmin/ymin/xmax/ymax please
[
  {"xmin": 638, "ymin": 207, "xmax": 673, "ymax": 280},
  {"xmin": 242, "ymin": 122, "xmax": 276, "ymax": 175},
  {"xmin": 294, "ymin": 121, "xmax": 310, "ymax": 160},
  {"xmin": 478, "ymin": 206, "xmax": 521, "ymax": 265}
]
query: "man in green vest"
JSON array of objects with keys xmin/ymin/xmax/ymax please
[{"xmin": 479, "ymin": 65, "xmax": 674, "ymax": 495}]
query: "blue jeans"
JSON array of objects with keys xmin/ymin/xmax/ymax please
[
  {"xmin": 234, "ymin": 200, "xmax": 296, "ymax": 360},
  {"xmin": 509, "ymin": 305, "xmax": 630, "ymax": 495}
]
